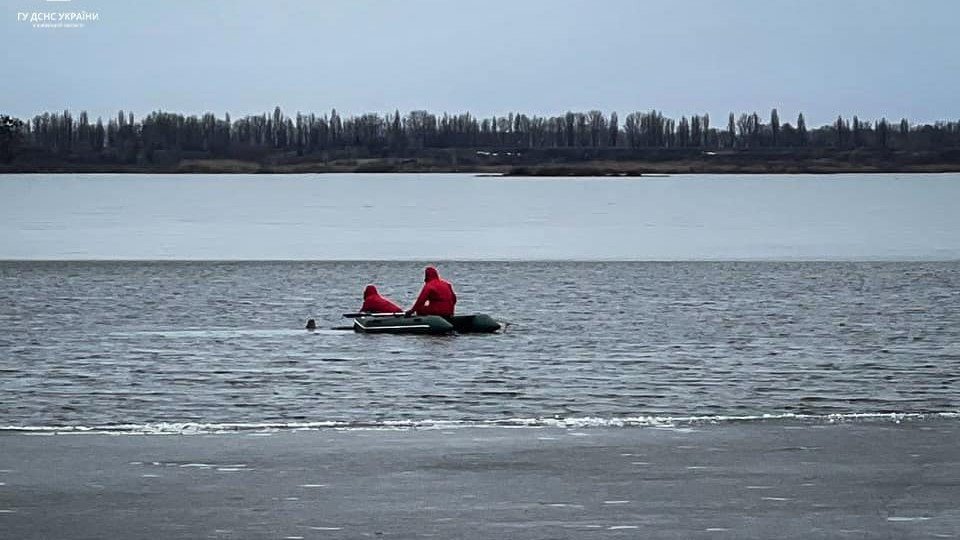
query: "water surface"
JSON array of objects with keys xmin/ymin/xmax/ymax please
[
  {"xmin": 2, "ymin": 260, "xmax": 958, "ymax": 430},
  {"xmin": 2, "ymin": 173, "xmax": 958, "ymax": 260},
  {"xmin": 3, "ymin": 173, "xmax": 958, "ymax": 431}
]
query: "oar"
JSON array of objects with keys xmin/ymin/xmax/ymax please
[
  {"xmin": 342, "ymin": 312, "xmax": 408, "ymax": 318},
  {"xmin": 306, "ymin": 317, "xmax": 359, "ymax": 331},
  {"xmin": 306, "ymin": 318, "xmax": 360, "ymax": 330}
]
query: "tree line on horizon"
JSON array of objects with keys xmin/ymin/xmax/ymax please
[{"xmin": 2, "ymin": 107, "xmax": 960, "ymax": 164}]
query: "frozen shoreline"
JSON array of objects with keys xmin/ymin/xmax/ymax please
[{"xmin": 2, "ymin": 422, "xmax": 958, "ymax": 539}]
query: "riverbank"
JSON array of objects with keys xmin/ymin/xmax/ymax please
[
  {"xmin": 1, "ymin": 421, "xmax": 957, "ymax": 539},
  {"xmin": 2, "ymin": 160, "xmax": 960, "ymax": 175},
  {"xmin": 4, "ymin": 147, "xmax": 960, "ymax": 175}
]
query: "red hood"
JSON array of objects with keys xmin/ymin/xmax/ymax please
[
  {"xmin": 424, "ymin": 266, "xmax": 439, "ymax": 282},
  {"xmin": 363, "ymin": 284, "xmax": 378, "ymax": 298}
]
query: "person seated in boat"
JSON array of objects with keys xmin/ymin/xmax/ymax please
[
  {"xmin": 405, "ymin": 266, "xmax": 457, "ymax": 318},
  {"xmin": 360, "ymin": 284, "xmax": 403, "ymax": 314}
]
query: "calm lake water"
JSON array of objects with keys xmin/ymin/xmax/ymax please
[
  {"xmin": 0, "ymin": 174, "xmax": 958, "ymax": 432},
  {"xmin": 1, "ymin": 173, "xmax": 959, "ymax": 260}
]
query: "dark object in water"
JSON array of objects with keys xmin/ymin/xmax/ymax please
[{"xmin": 305, "ymin": 319, "xmax": 317, "ymax": 330}]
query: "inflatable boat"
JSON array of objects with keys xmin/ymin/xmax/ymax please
[{"xmin": 348, "ymin": 313, "xmax": 501, "ymax": 335}]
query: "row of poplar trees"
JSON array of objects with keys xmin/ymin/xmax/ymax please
[{"xmin": 8, "ymin": 107, "xmax": 960, "ymax": 162}]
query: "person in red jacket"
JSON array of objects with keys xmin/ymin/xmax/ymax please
[
  {"xmin": 406, "ymin": 266, "xmax": 457, "ymax": 317},
  {"xmin": 360, "ymin": 284, "xmax": 403, "ymax": 314}
]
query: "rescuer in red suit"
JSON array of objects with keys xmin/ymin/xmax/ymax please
[
  {"xmin": 360, "ymin": 284, "xmax": 403, "ymax": 314},
  {"xmin": 406, "ymin": 266, "xmax": 457, "ymax": 317}
]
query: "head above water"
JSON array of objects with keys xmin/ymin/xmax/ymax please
[
  {"xmin": 424, "ymin": 266, "xmax": 439, "ymax": 282},
  {"xmin": 363, "ymin": 284, "xmax": 379, "ymax": 298}
]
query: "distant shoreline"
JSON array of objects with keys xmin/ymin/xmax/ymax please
[{"xmin": 3, "ymin": 159, "xmax": 960, "ymax": 175}]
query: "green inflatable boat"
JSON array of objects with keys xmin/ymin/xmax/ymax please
[{"xmin": 350, "ymin": 313, "xmax": 501, "ymax": 335}]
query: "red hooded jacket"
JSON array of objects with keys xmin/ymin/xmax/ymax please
[
  {"xmin": 360, "ymin": 285, "xmax": 403, "ymax": 314},
  {"xmin": 409, "ymin": 266, "xmax": 457, "ymax": 317}
]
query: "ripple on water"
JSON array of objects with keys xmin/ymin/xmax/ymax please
[{"xmin": 1, "ymin": 261, "xmax": 960, "ymax": 427}]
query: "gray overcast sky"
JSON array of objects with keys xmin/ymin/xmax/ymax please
[{"xmin": 2, "ymin": 0, "xmax": 958, "ymax": 126}]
